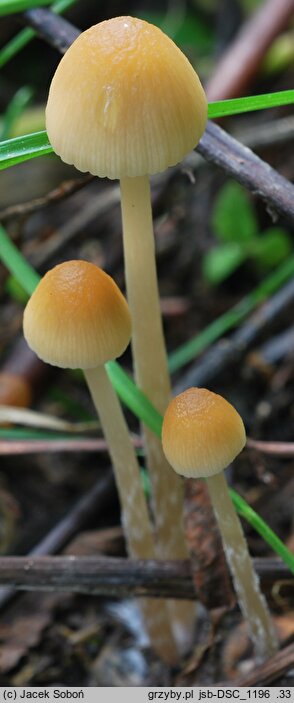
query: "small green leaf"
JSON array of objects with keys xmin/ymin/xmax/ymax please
[
  {"xmin": 263, "ymin": 33, "xmax": 294, "ymax": 76},
  {"xmin": 203, "ymin": 242, "xmax": 246, "ymax": 285},
  {"xmin": 250, "ymin": 228, "xmax": 292, "ymax": 269},
  {"xmin": 212, "ymin": 181, "xmax": 258, "ymax": 243}
]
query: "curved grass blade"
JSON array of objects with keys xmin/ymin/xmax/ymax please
[
  {"xmin": 231, "ymin": 489, "xmax": 294, "ymax": 574},
  {"xmin": 0, "ymin": 225, "xmax": 40, "ymax": 292},
  {"xmin": 208, "ymin": 89, "xmax": 294, "ymax": 119},
  {"xmin": 1, "ymin": 90, "xmax": 294, "ymax": 170},
  {"xmin": 0, "ymin": 130, "xmax": 52, "ymax": 170}
]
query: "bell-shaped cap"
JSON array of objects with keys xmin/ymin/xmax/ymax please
[
  {"xmin": 23, "ymin": 260, "xmax": 131, "ymax": 369},
  {"xmin": 46, "ymin": 16, "xmax": 207, "ymax": 179},
  {"xmin": 162, "ymin": 387, "xmax": 246, "ymax": 478}
]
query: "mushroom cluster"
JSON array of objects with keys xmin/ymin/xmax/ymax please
[
  {"xmin": 45, "ymin": 14, "xmax": 207, "ymax": 647},
  {"xmin": 22, "ymin": 14, "xmax": 277, "ymax": 664}
]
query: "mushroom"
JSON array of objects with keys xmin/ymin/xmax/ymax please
[
  {"xmin": 45, "ymin": 19, "xmax": 207, "ymax": 634},
  {"xmin": 162, "ymin": 387, "xmax": 278, "ymax": 660},
  {"xmin": 23, "ymin": 259, "xmax": 178, "ymax": 663}
]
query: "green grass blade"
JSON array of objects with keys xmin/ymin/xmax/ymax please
[
  {"xmin": 231, "ymin": 489, "xmax": 294, "ymax": 574},
  {"xmin": 169, "ymin": 255, "xmax": 294, "ymax": 372},
  {"xmin": 0, "ymin": 130, "xmax": 52, "ymax": 169},
  {"xmin": 0, "ymin": 0, "xmax": 51, "ymax": 14},
  {"xmin": 0, "ymin": 225, "xmax": 40, "ymax": 292},
  {"xmin": 208, "ymin": 89, "xmax": 294, "ymax": 118},
  {"xmin": 1, "ymin": 90, "xmax": 294, "ymax": 170},
  {"xmin": 0, "ymin": 0, "xmax": 78, "ymax": 68},
  {"xmin": 0, "ymin": 86, "xmax": 33, "ymax": 140},
  {"xmin": 106, "ymin": 361, "xmax": 163, "ymax": 437},
  {"xmin": 0, "ymin": 428, "xmax": 82, "ymax": 440},
  {"xmin": 0, "ymin": 224, "xmax": 293, "ymax": 567},
  {"xmin": 0, "ymin": 27, "xmax": 34, "ymax": 68}
]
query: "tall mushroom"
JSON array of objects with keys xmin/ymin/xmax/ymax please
[
  {"xmin": 45, "ymin": 18, "xmax": 207, "ymax": 639},
  {"xmin": 23, "ymin": 259, "xmax": 178, "ymax": 663},
  {"xmin": 162, "ymin": 387, "xmax": 278, "ymax": 660}
]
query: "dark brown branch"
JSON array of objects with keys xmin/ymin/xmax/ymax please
[
  {"xmin": 0, "ymin": 555, "xmax": 291, "ymax": 601},
  {"xmin": 23, "ymin": 7, "xmax": 79, "ymax": 53},
  {"xmin": 0, "ymin": 473, "xmax": 115, "ymax": 609},
  {"xmin": 197, "ymin": 121, "xmax": 294, "ymax": 225}
]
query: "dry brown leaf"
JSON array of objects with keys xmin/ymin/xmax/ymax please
[{"xmin": 0, "ymin": 593, "xmax": 69, "ymax": 674}]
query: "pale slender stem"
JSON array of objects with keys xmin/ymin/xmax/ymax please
[
  {"xmin": 120, "ymin": 175, "xmax": 186, "ymax": 558},
  {"xmin": 84, "ymin": 365, "xmax": 178, "ymax": 664},
  {"xmin": 120, "ymin": 175, "xmax": 195, "ymax": 650},
  {"xmin": 206, "ymin": 472, "xmax": 278, "ymax": 660}
]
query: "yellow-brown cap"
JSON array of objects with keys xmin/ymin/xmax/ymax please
[
  {"xmin": 23, "ymin": 260, "xmax": 131, "ymax": 369},
  {"xmin": 162, "ymin": 387, "xmax": 246, "ymax": 478},
  {"xmin": 46, "ymin": 16, "xmax": 207, "ymax": 179}
]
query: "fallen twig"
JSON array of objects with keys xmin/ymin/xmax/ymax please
[
  {"xmin": 0, "ymin": 555, "xmax": 290, "ymax": 601},
  {"xmin": 23, "ymin": 7, "xmax": 79, "ymax": 52},
  {"xmin": 0, "ymin": 434, "xmax": 142, "ymax": 455},
  {"xmin": 197, "ymin": 121, "xmax": 294, "ymax": 224},
  {"xmin": 0, "ymin": 472, "xmax": 115, "ymax": 609}
]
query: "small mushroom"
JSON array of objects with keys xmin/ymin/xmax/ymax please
[
  {"xmin": 162, "ymin": 387, "xmax": 278, "ymax": 660},
  {"xmin": 23, "ymin": 259, "xmax": 178, "ymax": 663}
]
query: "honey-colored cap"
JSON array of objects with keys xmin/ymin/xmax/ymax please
[
  {"xmin": 162, "ymin": 387, "xmax": 246, "ymax": 478},
  {"xmin": 23, "ymin": 260, "xmax": 131, "ymax": 369},
  {"xmin": 46, "ymin": 16, "xmax": 207, "ymax": 179}
]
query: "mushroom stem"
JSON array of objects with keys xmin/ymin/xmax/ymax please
[
  {"xmin": 120, "ymin": 175, "xmax": 195, "ymax": 647},
  {"xmin": 206, "ymin": 471, "xmax": 278, "ymax": 660},
  {"xmin": 84, "ymin": 364, "xmax": 179, "ymax": 664},
  {"xmin": 120, "ymin": 175, "xmax": 186, "ymax": 555}
]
